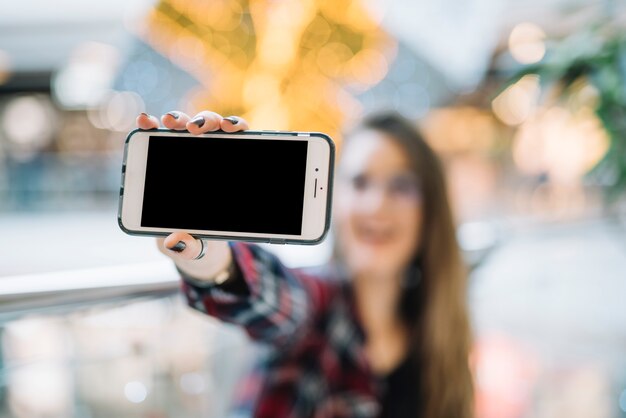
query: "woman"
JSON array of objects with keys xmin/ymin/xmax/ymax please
[{"xmin": 136, "ymin": 109, "xmax": 474, "ymax": 418}]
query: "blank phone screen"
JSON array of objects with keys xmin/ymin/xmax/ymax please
[{"xmin": 140, "ymin": 135, "xmax": 308, "ymax": 235}]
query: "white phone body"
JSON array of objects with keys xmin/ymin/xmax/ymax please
[{"xmin": 118, "ymin": 128, "xmax": 335, "ymax": 245}]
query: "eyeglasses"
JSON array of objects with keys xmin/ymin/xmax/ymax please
[{"xmin": 339, "ymin": 172, "xmax": 422, "ymax": 206}]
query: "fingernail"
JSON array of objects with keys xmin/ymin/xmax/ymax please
[
  {"xmin": 224, "ymin": 116, "xmax": 238, "ymax": 125},
  {"xmin": 166, "ymin": 111, "xmax": 180, "ymax": 120},
  {"xmin": 190, "ymin": 116, "xmax": 205, "ymax": 128},
  {"xmin": 168, "ymin": 241, "xmax": 186, "ymax": 253},
  {"xmin": 140, "ymin": 112, "xmax": 150, "ymax": 118}
]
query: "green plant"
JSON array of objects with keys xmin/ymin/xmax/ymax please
[{"xmin": 503, "ymin": 20, "xmax": 626, "ymax": 205}]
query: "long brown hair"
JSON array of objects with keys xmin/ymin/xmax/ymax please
[{"xmin": 334, "ymin": 110, "xmax": 475, "ymax": 418}]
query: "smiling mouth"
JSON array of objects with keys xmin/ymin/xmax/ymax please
[{"xmin": 356, "ymin": 224, "xmax": 394, "ymax": 245}]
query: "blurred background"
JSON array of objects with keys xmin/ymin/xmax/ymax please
[{"xmin": 1, "ymin": 0, "xmax": 626, "ymax": 417}]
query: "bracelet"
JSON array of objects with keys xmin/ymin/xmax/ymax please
[
  {"xmin": 178, "ymin": 260, "xmax": 236, "ymax": 288},
  {"xmin": 213, "ymin": 261, "xmax": 236, "ymax": 285}
]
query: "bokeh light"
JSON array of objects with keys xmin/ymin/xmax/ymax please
[
  {"xmin": 512, "ymin": 106, "xmax": 609, "ymax": 184},
  {"xmin": 508, "ymin": 22, "xmax": 546, "ymax": 65},
  {"xmin": 86, "ymin": 90, "xmax": 145, "ymax": 132},
  {"xmin": 1, "ymin": 95, "xmax": 56, "ymax": 161},
  {"xmin": 124, "ymin": 381, "xmax": 148, "ymax": 403},
  {"xmin": 139, "ymin": 0, "xmax": 397, "ymax": 144},
  {"xmin": 52, "ymin": 42, "xmax": 122, "ymax": 109},
  {"xmin": 491, "ymin": 74, "xmax": 540, "ymax": 126}
]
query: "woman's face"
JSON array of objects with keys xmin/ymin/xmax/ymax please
[{"xmin": 334, "ymin": 129, "xmax": 424, "ymax": 279}]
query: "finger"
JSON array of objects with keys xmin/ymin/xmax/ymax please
[
  {"xmin": 187, "ymin": 111, "xmax": 223, "ymax": 134},
  {"xmin": 156, "ymin": 235, "xmax": 174, "ymax": 256},
  {"xmin": 136, "ymin": 112, "xmax": 159, "ymax": 129},
  {"xmin": 220, "ymin": 116, "xmax": 249, "ymax": 133},
  {"xmin": 161, "ymin": 110, "xmax": 191, "ymax": 130},
  {"xmin": 161, "ymin": 232, "xmax": 204, "ymax": 261}
]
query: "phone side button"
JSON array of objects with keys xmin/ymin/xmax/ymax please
[
  {"xmin": 269, "ymin": 238, "xmax": 286, "ymax": 245},
  {"xmin": 261, "ymin": 130, "xmax": 298, "ymax": 137}
]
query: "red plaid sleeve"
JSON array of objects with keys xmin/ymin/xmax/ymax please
[{"xmin": 180, "ymin": 241, "xmax": 336, "ymax": 348}]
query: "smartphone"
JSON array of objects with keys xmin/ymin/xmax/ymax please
[{"xmin": 118, "ymin": 128, "xmax": 335, "ymax": 245}]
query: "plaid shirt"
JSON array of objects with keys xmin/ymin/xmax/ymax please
[{"xmin": 180, "ymin": 241, "xmax": 386, "ymax": 418}]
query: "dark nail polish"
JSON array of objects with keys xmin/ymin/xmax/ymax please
[
  {"xmin": 224, "ymin": 116, "xmax": 239, "ymax": 125},
  {"xmin": 166, "ymin": 111, "xmax": 180, "ymax": 120},
  {"xmin": 168, "ymin": 241, "xmax": 186, "ymax": 252},
  {"xmin": 191, "ymin": 116, "xmax": 205, "ymax": 128}
]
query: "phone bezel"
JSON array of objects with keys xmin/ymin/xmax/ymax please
[{"xmin": 118, "ymin": 128, "xmax": 335, "ymax": 245}]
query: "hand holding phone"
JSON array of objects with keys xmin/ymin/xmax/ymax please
[
  {"xmin": 156, "ymin": 230, "xmax": 234, "ymax": 282},
  {"xmin": 136, "ymin": 111, "xmax": 252, "ymax": 282},
  {"xmin": 121, "ymin": 111, "xmax": 334, "ymax": 245},
  {"xmin": 127, "ymin": 111, "xmax": 334, "ymax": 281}
]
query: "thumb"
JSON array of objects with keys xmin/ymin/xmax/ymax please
[{"xmin": 161, "ymin": 232, "xmax": 204, "ymax": 261}]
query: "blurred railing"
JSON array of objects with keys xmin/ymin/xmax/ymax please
[
  {"xmin": 0, "ymin": 261, "xmax": 254, "ymax": 418},
  {"xmin": 9, "ymin": 218, "xmax": 625, "ymax": 418},
  {"xmin": 0, "ymin": 261, "xmax": 180, "ymax": 323},
  {"xmin": 0, "ymin": 219, "xmax": 502, "ymax": 324}
]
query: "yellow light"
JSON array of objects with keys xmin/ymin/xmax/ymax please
[
  {"xmin": 512, "ymin": 106, "xmax": 609, "ymax": 183},
  {"xmin": 349, "ymin": 49, "xmax": 389, "ymax": 87},
  {"xmin": 421, "ymin": 107, "xmax": 499, "ymax": 153},
  {"xmin": 300, "ymin": 16, "xmax": 332, "ymax": 50},
  {"xmin": 243, "ymin": 73, "xmax": 281, "ymax": 107},
  {"xmin": 143, "ymin": 0, "xmax": 396, "ymax": 139},
  {"xmin": 316, "ymin": 42, "xmax": 354, "ymax": 77},
  {"xmin": 246, "ymin": 100, "xmax": 290, "ymax": 129},
  {"xmin": 345, "ymin": 0, "xmax": 385, "ymax": 31},
  {"xmin": 257, "ymin": 31, "xmax": 297, "ymax": 69},
  {"xmin": 492, "ymin": 75, "xmax": 540, "ymax": 126},
  {"xmin": 508, "ymin": 22, "xmax": 546, "ymax": 65}
]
